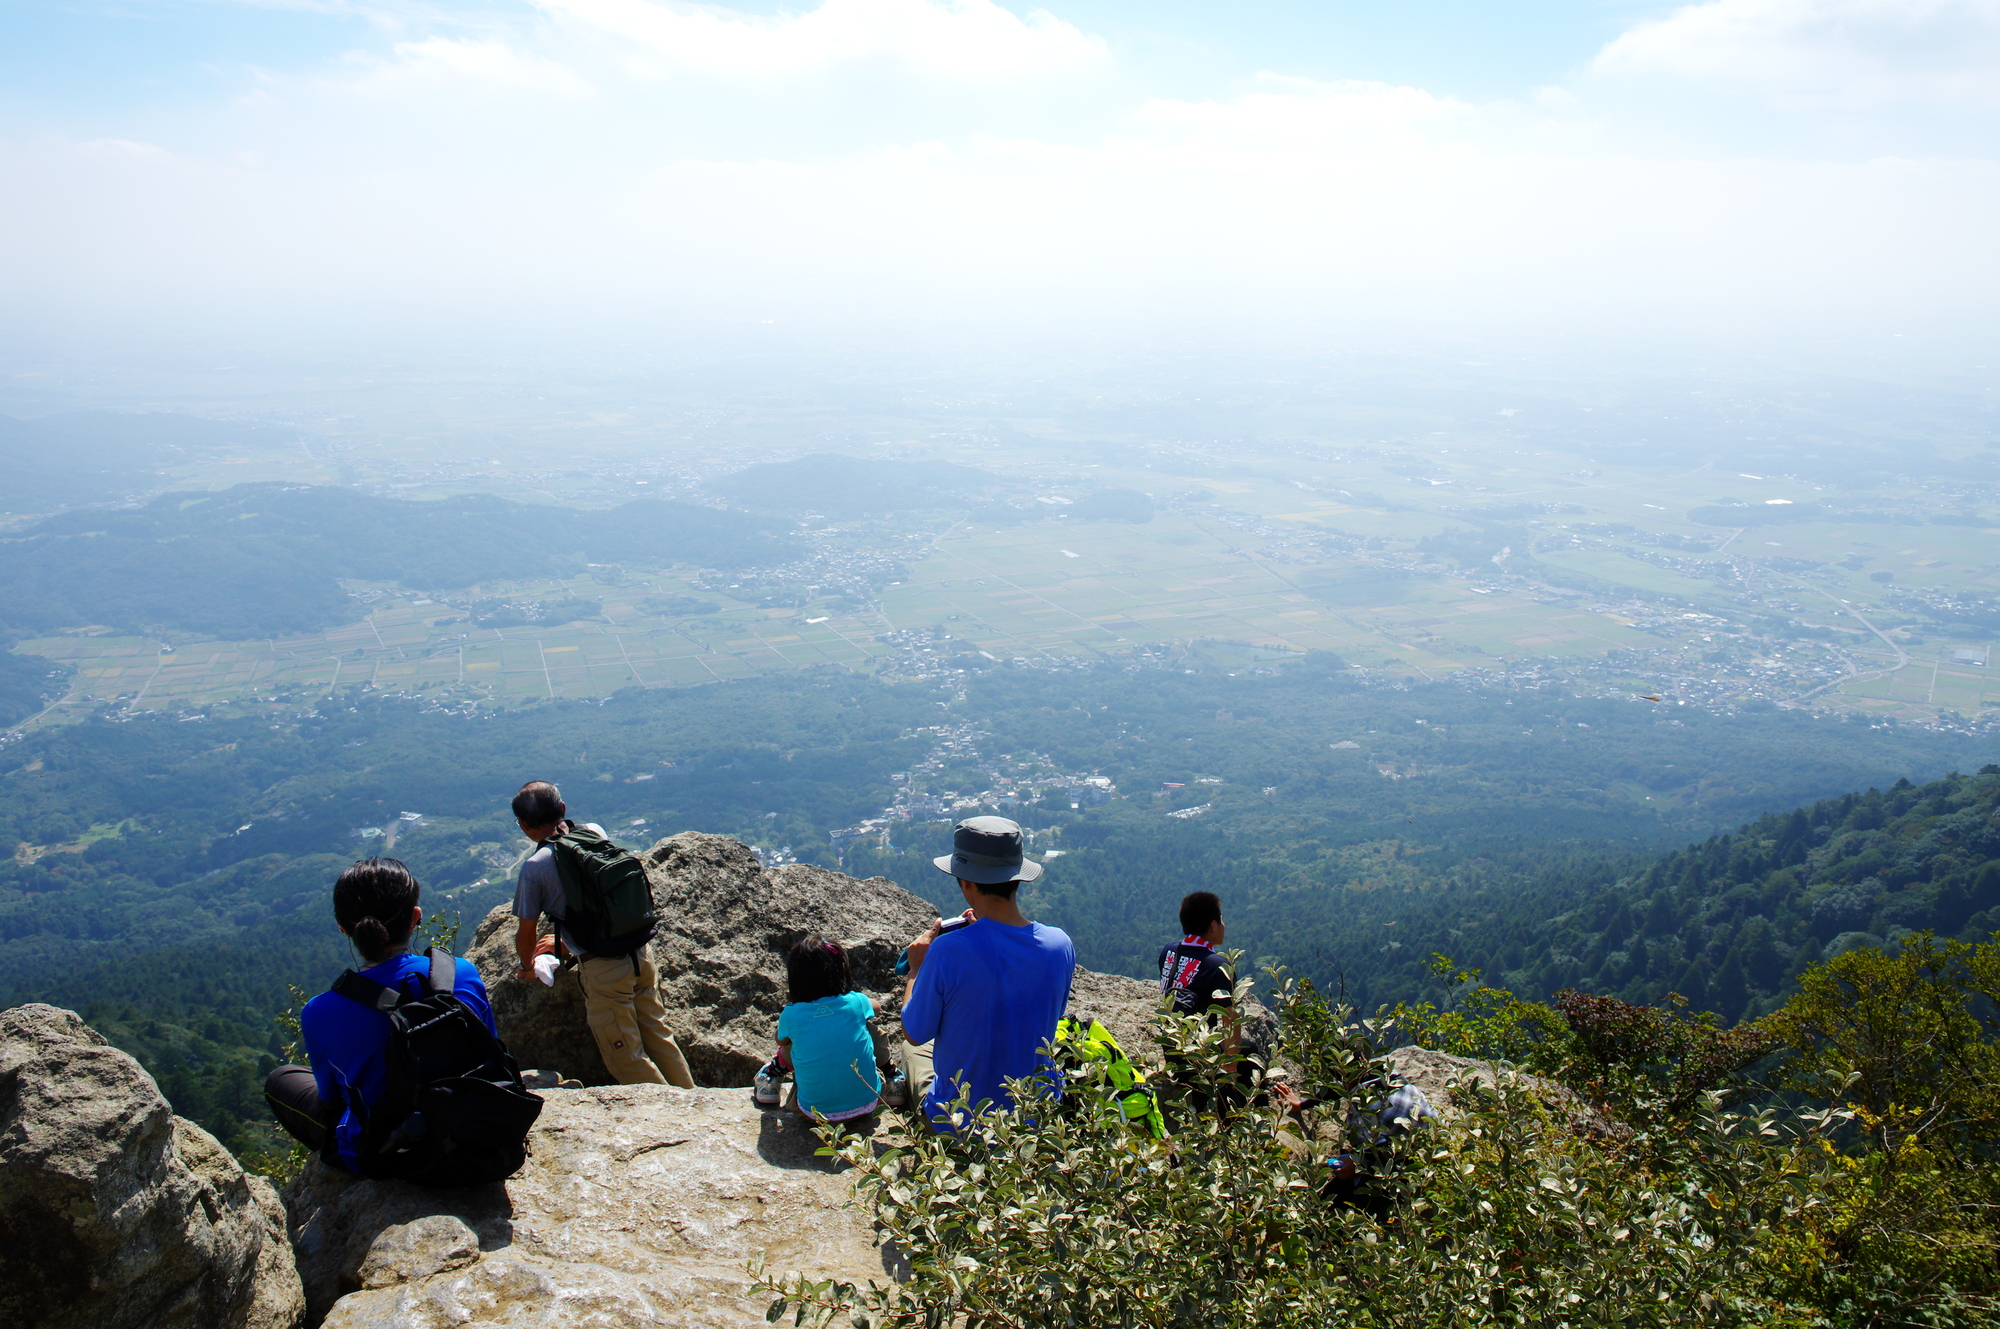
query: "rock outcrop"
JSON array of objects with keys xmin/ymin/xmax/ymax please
[
  {"xmin": 285, "ymin": 1084, "xmax": 885, "ymax": 1328},
  {"xmin": 1387, "ymin": 1045, "xmax": 1621, "ymax": 1135},
  {"xmin": 0, "ymin": 1003, "xmax": 305, "ymax": 1329},
  {"xmin": 468, "ymin": 830, "xmax": 1268, "ymax": 1084},
  {"xmin": 470, "ymin": 833, "xmax": 936, "ymax": 1085}
]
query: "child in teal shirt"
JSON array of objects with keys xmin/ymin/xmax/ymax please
[{"xmin": 761, "ymin": 937, "xmax": 882, "ymax": 1121}]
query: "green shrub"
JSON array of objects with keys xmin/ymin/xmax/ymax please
[{"xmin": 754, "ymin": 973, "xmax": 1845, "ymax": 1327}]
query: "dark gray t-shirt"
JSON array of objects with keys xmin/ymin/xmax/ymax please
[{"xmin": 511, "ymin": 823, "xmax": 603, "ymax": 956}]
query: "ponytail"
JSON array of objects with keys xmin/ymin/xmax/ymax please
[{"xmin": 333, "ymin": 858, "xmax": 421, "ymax": 964}]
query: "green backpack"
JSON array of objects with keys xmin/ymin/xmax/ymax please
[
  {"xmin": 543, "ymin": 822, "xmax": 658, "ymax": 957},
  {"xmin": 1055, "ymin": 1016, "xmax": 1165, "ymax": 1140}
]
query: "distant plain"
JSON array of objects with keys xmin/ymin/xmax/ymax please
[{"xmin": 19, "ymin": 447, "xmax": 1998, "ymax": 724}]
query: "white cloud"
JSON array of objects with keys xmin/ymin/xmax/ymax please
[
  {"xmin": 539, "ymin": 0, "xmax": 1107, "ymax": 80},
  {"xmin": 1594, "ymin": 0, "xmax": 2000, "ymax": 106},
  {"xmin": 1127, "ymin": 77, "xmax": 1479, "ymax": 154},
  {"xmin": 347, "ymin": 36, "xmax": 596, "ymax": 95}
]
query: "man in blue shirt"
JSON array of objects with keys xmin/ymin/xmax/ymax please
[{"xmin": 900, "ymin": 816, "xmax": 1074, "ymax": 1133}]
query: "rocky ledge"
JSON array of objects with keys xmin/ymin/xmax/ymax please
[{"xmin": 286, "ymin": 1085, "xmax": 881, "ymax": 1328}]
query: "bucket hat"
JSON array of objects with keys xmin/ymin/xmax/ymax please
[{"xmin": 933, "ymin": 815, "xmax": 1043, "ymax": 885}]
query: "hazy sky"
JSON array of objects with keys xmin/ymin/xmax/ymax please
[{"xmin": 3, "ymin": 0, "xmax": 1997, "ymax": 363}]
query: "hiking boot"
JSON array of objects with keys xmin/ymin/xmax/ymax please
[
  {"xmin": 753, "ymin": 1060, "xmax": 785, "ymax": 1108},
  {"xmin": 882, "ymin": 1070, "xmax": 909, "ymax": 1108}
]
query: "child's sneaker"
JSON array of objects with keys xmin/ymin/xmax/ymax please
[
  {"xmin": 882, "ymin": 1070, "xmax": 909, "ymax": 1108},
  {"xmin": 753, "ymin": 1060, "xmax": 785, "ymax": 1108}
]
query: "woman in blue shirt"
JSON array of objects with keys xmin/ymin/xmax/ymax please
[{"xmin": 263, "ymin": 858, "xmax": 496, "ymax": 1172}]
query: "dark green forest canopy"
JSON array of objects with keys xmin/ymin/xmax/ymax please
[
  {"xmin": 1538, "ymin": 767, "xmax": 2000, "ymax": 1026},
  {"xmin": 0, "ymin": 649, "xmax": 69, "ymax": 727},
  {"xmin": 0, "ymin": 483, "xmax": 796, "ymax": 638},
  {"xmin": 2, "ymin": 659, "xmax": 1989, "ymax": 1156}
]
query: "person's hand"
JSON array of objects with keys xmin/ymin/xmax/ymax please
[
  {"xmin": 905, "ymin": 918, "xmax": 945, "ymax": 971},
  {"xmin": 518, "ymin": 966, "xmax": 539, "ymax": 984},
  {"xmin": 1272, "ymin": 1081, "xmax": 1307, "ymax": 1114}
]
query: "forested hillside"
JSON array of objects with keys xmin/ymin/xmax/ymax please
[
  {"xmin": 1513, "ymin": 767, "xmax": 2000, "ymax": 1022},
  {"xmin": 0, "ymin": 483, "xmax": 795, "ymax": 637},
  {"xmin": 0, "ymin": 649, "xmax": 67, "ymax": 727}
]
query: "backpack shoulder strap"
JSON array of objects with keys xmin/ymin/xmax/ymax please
[
  {"xmin": 332, "ymin": 968, "xmax": 403, "ymax": 1013},
  {"xmin": 426, "ymin": 947, "xmax": 455, "ymax": 996}
]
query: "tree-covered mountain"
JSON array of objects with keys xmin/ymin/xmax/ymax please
[
  {"xmin": 0, "ymin": 483, "xmax": 796, "ymax": 638},
  {"xmin": 1507, "ymin": 768, "xmax": 2000, "ymax": 1025}
]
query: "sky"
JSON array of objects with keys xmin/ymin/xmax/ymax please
[{"xmin": 2, "ymin": 0, "xmax": 1997, "ymax": 369}]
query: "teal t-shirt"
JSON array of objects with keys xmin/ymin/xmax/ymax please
[{"xmin": 776, "ymin": 991, "xmax": 881, "ymax": 1118}]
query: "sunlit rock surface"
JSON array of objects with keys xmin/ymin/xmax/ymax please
[
  {"xmin": 286, "ymin": 1085, "xmax": 886, "ymax": 1328},
  {"xmin": 468, "ymin": 832, "xmax": 936, "ymax": 1086},
  {"xmin": 0, "ymin": 1003, "xmax": 305, "ymax": 1329}
]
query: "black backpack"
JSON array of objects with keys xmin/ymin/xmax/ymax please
[
  {"xmin": 330, "ymin": 948, "xmax": 543, "ymax": 1187},
  {"xmin": 544, "ymin": 822, "xmax": 658, "ymax": 957}
]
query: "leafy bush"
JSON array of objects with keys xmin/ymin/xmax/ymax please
[
  {"xmin": 1762, "ymin": 934, "xmax": 2000, "ymax": 1320},
  {"xmin": 753, "ymin": 971, "xmax": 1850, "ymax": 1328}
]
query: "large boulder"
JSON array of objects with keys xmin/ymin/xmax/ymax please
[
  {"xmin": 0, "ymin": 1004, "xmax": 305, "ymax": 1329},
  {"xmin": 286, "ymin": 1085, "xmax": 886, "ymax": 1328},
  {"xmin": 1387, "ymin": 1046, "xmax": 1512, "ymax": 1102},
  {"xmin": 469, "ymin": 833, "xmax": 938, "ymax": 1085},
  {"xmin": 468, "ymin": 831, "xmax": 1274, "ymax": 1085}
]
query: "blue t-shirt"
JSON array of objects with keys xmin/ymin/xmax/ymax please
[
  {"xmin": 776, "ymin": 991, "xmax": 881, "ymax": 1118},
  {"xmin": 901, "ymin": 919, "xmax": 1075, "ymax": 1130},
  {"xmin": 301, "ymin": 952, "xmax": 497, "ymax": 1171}
]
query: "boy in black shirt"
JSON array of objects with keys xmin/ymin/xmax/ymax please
[
  {"xmin": 1159, "ymin": 890, "xmax": 1235, "ymax": 1027},
  {"xmin": 1158, "ymin": 892, "xmax": 1256, "ymax": 1098}
]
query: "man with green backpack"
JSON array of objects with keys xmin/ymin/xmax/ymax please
[{"xmin": 510, "ymin": 781, "xmax": 696, "ymax": 1088}]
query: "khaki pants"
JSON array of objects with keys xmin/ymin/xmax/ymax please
[
  {"xmin": 577, "ymin": 946, "xmax": 695, "ymax": 1088},
  {"xmin": 897, "ymin": 1039, "xmax": 938, "ymax": 1128}
]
